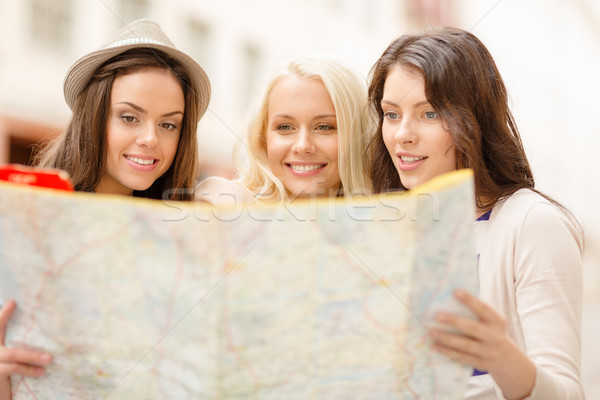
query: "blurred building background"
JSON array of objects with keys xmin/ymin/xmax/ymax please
[{"xmin": 0, "ymin": 0, "xmax": 598, "ymax": 395}]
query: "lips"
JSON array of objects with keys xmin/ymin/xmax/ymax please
[
  {"xmin": 287, "ymin": 163, "xmax": 325, "ymax": 172},
  {"xmin": 123, "ymin": 154, "xmax": 159, "ymax": 171},
  {"xmin": 285, "ymin": 162, "xmax": 326, "ymax": 176},
  {"xmin": 125, "ymin": 155, "xmax": 157, "ymax": 165},
  {"xmin": 396, "ymin": 153, "xmax": 427, "ymax": 171},
  {"xmin": 399, "ymin": 155, "xmax": 426, "ymax": 164}
]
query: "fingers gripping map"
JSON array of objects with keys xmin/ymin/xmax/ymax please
[{"xmin": 0, "ymin": 170, "xmax": 477, "ymax": 399}]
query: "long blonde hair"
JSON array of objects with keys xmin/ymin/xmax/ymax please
[{"xmin": 236, "ymin": 57, "xmax": 372, "ymax": 201}]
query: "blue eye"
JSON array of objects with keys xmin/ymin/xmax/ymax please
[
  {"xmin": 277, "ymin": 124, "xmax": 294, "ymax": 132},
  {"xmin": 384, "ymin": 111, "xmax": 399, "ymax": 121},
  {"xmin": 316, "ymin": 124, "xmax": 335, "ymax": 132},
  {"xmin": 424, "ymin": 111, "xmax": 437, "ymax": 120}
]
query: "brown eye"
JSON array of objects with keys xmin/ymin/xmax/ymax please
[{"xmin": 161, "ymin": 123, "xmax": 177, "ymax": 131}]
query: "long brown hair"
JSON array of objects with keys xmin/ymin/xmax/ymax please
[
  {"xmin": 367, "ymin": 28, "xmax": 533, "ymax": 211},
  {"xmin": 35, "ymin": 48, "xmax": 201, "ymax": 200}
]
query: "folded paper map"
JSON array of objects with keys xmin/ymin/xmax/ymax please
[{"xmin": 0, "ymin": 169, "xmax": 477, "ymax": 399}]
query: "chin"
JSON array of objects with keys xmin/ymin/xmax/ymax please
[
  {"xmin": 289, "ymin": 189, "xmax": 317, "ymax": 198},
  {"xmin": 399, "ymin": 177, "xmax": 419, "ymax": 190},
  {"xmin": 129, "ymin": 182, "xmax": 154, "ymax": 192}
]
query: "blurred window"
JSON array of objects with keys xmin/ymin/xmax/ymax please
[
  {"xmin": 241, "ymin": 43, "xmax": 261, "ymax": 109},
  {"xmin": 119, "ymin": 0, "xmax": 150, "ymax": 24},
  {"xmin": 188, "ymin": 19, "xmax": 211, "ymax": 68},
  {"xmin": 29, "ymin": 0, "xmax": 74, "ymax": 51},
  {"xmin": 407, "ymin": 0, "xmax": 455, "ymax": 26}
]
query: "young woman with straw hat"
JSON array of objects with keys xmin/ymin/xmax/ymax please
[
  {"xmin": 0, "ymin": 19, "xmax": 210, "ymax": 399},
  {"xmin": 36, "ymin": 18, "xmax": 211, "ymax": 200}
]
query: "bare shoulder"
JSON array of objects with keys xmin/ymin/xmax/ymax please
[{"xmin": 194, "ymin": 176, "xmax": 254, "ymax": 206}]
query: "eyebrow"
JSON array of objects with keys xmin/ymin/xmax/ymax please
[
  {"xmin": 270, "ymin": 113, "xmax": 336, "ymax": 119},
  {"xmin": 381, "ymin": 99, "xmax": 430, "ymax": 108},
  {"xmin": 115, "ymin": 102, "xmax": 184, "ymax": 117},
  {"xmin": 313, "ymin": 114, "xmax": 336, "ymax": 119}
]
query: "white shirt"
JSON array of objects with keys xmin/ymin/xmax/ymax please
[{"xmin": 465, "ymin": 189, "xmax": 584, "ymax": 399}]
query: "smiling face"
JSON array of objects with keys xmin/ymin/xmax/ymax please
[
  {"xmin": 266, "ymin": 75, "xmax": 341, "ymax": 198},
  {"xmin": 96, "ymin": 68, "xmax": 184, "ymax": 196},
  {"xmin": 381, "ymin": 65, "xmax": 456, "ymax": 189}
]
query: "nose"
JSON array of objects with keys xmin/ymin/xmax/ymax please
[
  {"xmin": 394, "ymin": 117, "xmax": 417, "ymax": 144},
  {"xmin": 292, "ymin": 128, "xmax": 316, "ymax": 154},
  {"xmin": 136, "ymin": 123, "xmax": 159, "ymax": 148}
]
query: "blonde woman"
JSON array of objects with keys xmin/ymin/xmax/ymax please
[{"xmin": 196, "ymin": 57, "xmax": 371, "ymax": 204}]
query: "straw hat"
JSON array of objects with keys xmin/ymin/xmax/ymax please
[{"xmin": 63, "ymin": 19, "xmax": 211, "ymax": 117}]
